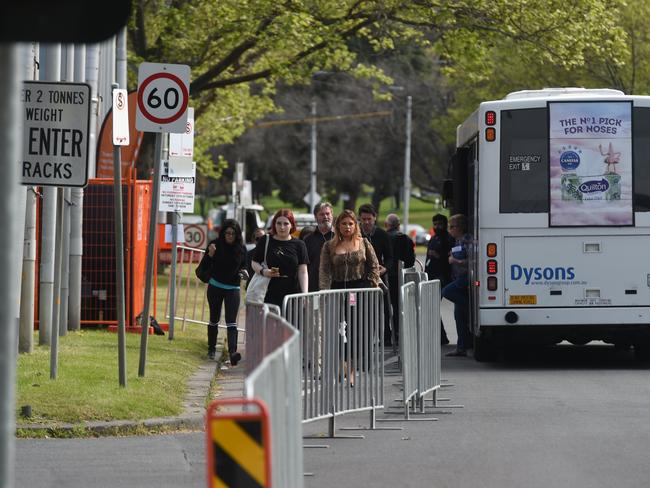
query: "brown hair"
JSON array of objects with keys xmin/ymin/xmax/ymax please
[{"xmin": 333, "ymin": 209, "xmax": 362, "ymax": 243}]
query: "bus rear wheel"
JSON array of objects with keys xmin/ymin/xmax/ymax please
[{"xmin": 473, "ymin": 332, "xmax": 498, "ymax": 362}]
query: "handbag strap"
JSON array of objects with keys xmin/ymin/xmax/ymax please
[{"xmin": 263, "ymin": 234, "xmax": 270, "ymax": 264}]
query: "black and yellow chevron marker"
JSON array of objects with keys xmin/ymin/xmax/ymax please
[{"xmin": 211, "ymin": 418, "xmax": 268, "ymax": 487}]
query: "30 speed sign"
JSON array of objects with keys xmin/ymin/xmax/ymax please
[{"xmin": 136, "ymin": 63, "xmax": 190, "ymax": 133}]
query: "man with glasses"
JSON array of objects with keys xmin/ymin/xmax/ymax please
[
  {"xmin": 442, "ymin": 214, "xmax": 472, "ymax": 356},
  {"xmin": 425, "ymin": 214, "xmax": 454, "ymax": 345}
]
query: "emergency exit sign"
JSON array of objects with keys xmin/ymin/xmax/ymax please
[{"xmin": 21, "ymin": 81, "xmax": 91, "ymax": 187}]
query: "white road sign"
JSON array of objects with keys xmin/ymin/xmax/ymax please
[
  {"xmin": 183, "ymin": 224, "xmax": 207, "ymax": 249},
  {"xmin": 21, "ymin": 81, "xmax": 91, "ymax": 187},
  {"xmin": 112, "ymin": 89, "xmax": 129, "ymax": 146},
  {"xmin": 169, "ymin": 107, "xmax": 194, "ymax": 157},
  {"xmin": 136, "ymin": 62, "xmax": 190, "ymax": 133},
  {"xmin": 159, "ymin": 160, "xmax": 196, "ymax": 212}
]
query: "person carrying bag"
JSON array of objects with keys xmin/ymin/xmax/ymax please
[{"xmin": 246, "ymin": 234, "xmax": 270, "ymax": 304}]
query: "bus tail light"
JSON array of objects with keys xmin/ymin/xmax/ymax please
[
  {"xmin": 485, "ymin": 127, "xmax": 496, "ymax": 142},
  {"xmin": 486, "ymin": 243, "xmax": 497, "ymax": 257},
  {"xmin": 487, "ymin": 276, "xmax": 497, "ymax": 291},
  {"xmin": 485, "ymin": 110, "xmax": 496, "ymax": 125},
  {"xmin": 487, "ymin": 259, "xmax": 497, "ymax": 274}
]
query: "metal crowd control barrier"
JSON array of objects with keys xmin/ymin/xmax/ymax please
[
  {"xmin": 163, "ymin": 245, "xmax": 246, "ymax": 334},
  {"xmin": 244, "ymin": 305, "xmax": 304, "ymax": 488},
  {"xmin": 282, "ymin": 288, "xmax": 385, "ymax": 436},
  {"xmin": 382, "ymin": 277, "xmax": 455, "ymax": 420},
  {"xmin": 418, "ymin": 280, "xmax": 442, "ymax": 410},
  {"xmin": 398, "ymin": 282, "xmax": 419, "ymax": 418}
]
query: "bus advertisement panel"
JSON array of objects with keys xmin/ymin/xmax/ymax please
[{"xmin": 549, "ymin": 101, "xmax": 633, "ymax": 226}]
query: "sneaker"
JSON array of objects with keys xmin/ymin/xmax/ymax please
[
  {"xmin": 230, "ymin": 352, "xmax": 241, "ymax": 366},
  {"xmin": 445, "ymin": 349, "xmax": 467, "ymax": 357},
  {"xmin": 208, "ymin": 350, "xmax": 216, "ymax": 360}
]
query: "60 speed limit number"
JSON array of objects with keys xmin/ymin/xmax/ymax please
[{"xmin": 136, "ymin": 63, "xmax": 190, "ymax": 133}]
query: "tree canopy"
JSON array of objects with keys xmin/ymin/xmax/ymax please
[{"xmin": 128, "ymin": 0, "xmax": 629, "ymax": 200}]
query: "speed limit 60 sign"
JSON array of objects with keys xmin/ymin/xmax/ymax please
[{"xmin": 136, "ymin": 63, "xmax": 190, "ymax": 133}]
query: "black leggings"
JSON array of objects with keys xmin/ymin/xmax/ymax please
[{"xmin": 207, "ymin": 285, "xmax": 240, "ymax": 325}]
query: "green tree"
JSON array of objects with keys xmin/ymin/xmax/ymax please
[{"xmin": 128, "ymin": 0, "xmax": 627, "ymax": 184}]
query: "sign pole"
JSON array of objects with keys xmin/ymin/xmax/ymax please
[
  {"xmin": 111, "ymin": 83, "xmax": 128, "ymax": 387},
  {"xmin": 169, "ymin": 211, "xmax": 178, "ymax": 340},
  {"xmin": 139, "ymin": 132, "xmax": 163, "ymax": 377}
]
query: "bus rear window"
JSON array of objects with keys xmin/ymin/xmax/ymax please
[
  {"xmin": 500, "ymin": 108, "xmax": 549, "ymax": 213},
  {"xmin": 634, "ymin": 107, "xmax": 650, "ymax": 212}
]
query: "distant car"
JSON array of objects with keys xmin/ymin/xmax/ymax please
[
  {"xmin": 207, "ymin": 203, "xmax": 265, "ymax": 244},
  {"xmin": 265, "ymin": 212, "xmax": 317, "ymax": 237},
  {"xmin": 400, "ymin": 223, "xmax": 431, "ymax": 246}
]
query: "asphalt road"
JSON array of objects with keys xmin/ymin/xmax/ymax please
[{"xmin": 16, "ymin": 299, "xmax": 650, "ymax": 488}]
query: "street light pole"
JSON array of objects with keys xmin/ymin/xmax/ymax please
[
  {"xmin": 403, "ymin": 95, "xmax": 412, "ymax": 235},
  {"xmin": 309, "ymin": 100, "xmax": 317, "ymax": 213}
]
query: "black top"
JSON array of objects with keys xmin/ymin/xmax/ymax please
[
  {"xmin": 303, "ymin": 229, "xmax": 334, "ymax": 291},
  {"xmin": 362, "ymin": 225, "xmax": 393, "ymax": 271},
  {"xmin": 252, "ymin": 236, "xmax": 309, "ymax": 307},
  {"xmin": 425, "ymin": 230, "xmax": 455, "ymax": 283},
  {"xmin": 386, "ymin": 229, "xmax": 415, "ymax": 277},
  {"xmin": 205, "ymin": 239, "xmax": 247, "ymax": 286}
]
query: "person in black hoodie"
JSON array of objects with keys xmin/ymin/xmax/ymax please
[{"xmin": 205, "ymin": 219, "xmax": 247, "ymax": 364}]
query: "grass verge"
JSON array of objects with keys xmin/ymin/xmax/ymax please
[{"xmin": 16, "ymin": 326, "xmax": 207, "ymax": 437}]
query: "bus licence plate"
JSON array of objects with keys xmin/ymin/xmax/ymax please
[{"xmin": 509, "ymin": 295, "xmax": 537, "ymax": 305}]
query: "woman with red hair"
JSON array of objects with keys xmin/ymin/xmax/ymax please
[{"xmin": 251, "ymin": 208, "xmax": 309, "ymax": 308}]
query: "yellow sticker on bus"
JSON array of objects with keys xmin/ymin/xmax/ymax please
[{"xmin": 509, "ymin": 295, "xmax": 537, "ymax": 305}]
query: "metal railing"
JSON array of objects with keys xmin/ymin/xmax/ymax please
[
  {"xmin": 244, "ymin": 304, "xmax": 303, "ymax": 488},
  {"xmin": 282, "ymin": 288, "xmax": 384, "ymax": 434},
  {"xmin": 163, "ymin": 245, "xmax": 210, "ymax": 330},
  {"xmin": 163, "ymin": 245, "xmax": 246, "ymax": 334},
  {"xmin": 418, "ymin": 280, "xmax": 442, "ymax": 408},
  {"xmin": 400, "ymin": 282, "xmax": 419, "ymax": 414},
  {"xmin": 384, "ymin": 277, "xmax": 445, "ymax": 420}
]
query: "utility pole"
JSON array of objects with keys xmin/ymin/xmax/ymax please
[
  {"xmin": 309, "ymin": 101, "xmax": 317, "ymax": 213},
  {"xmin": 68, "ymin": 43, "xmax": 88, "ymax": 332},
  {"xmin": 38, "ymin": 44, "xmax": 61, "ymax": 346},
  {"xmin": 19, "ymin": 43, "xmax": 38, "ymax": 353},
  {"xmin": 0, "ymin": 42, "xmax": 25, "ymax": 488},
  {"xmin": 403, "ymin": 95, "xmax": 412, "ymax": 235}
]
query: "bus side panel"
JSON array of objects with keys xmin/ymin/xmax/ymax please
[{"xmin": 504, "ymin": 235, "xmax": 650, "ymax": 308}]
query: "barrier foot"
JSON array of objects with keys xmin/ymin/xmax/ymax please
[
  {"xmin": 424, "ymin": 400, "xmax": 464, "ymax": 408},
  {"xmin": 304, "ymin": 472, "xmax": 315, "ymax": 476},
  {"xmin": 378, "ymin": 409, "xmax": 439, "ymax": 421},
  {"xmin": 303, "ymin": 444, "xmax": 330, "ymax": 449},
  {"xmin": 376, "ymin": 416, "xmax": 438, "ymax": 422}
]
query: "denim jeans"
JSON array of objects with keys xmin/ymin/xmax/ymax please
[{"xmin": 441, "ymin": 276, "xmax": 471, "ymax": 350}]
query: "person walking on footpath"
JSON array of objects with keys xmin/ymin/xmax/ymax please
[
  {"xmin": 384, "ymin": 213, "xmax": 415, "ymax": 346},
  {"xmin": 441, "ymin": 214, "xmax": 472, "ymax": 357},
  {"xmin": 359, "ymin": 203, "xmax": 393, "ymax": 344},
  {"xmin": 319, "ymin": 209, "xmax": 380, "ymax": 386},
  {"xmin": 251, "ymin": 209, "xmax": 309, "ymax": 309},
  {"xmin": 425, "ymin": 214, "xmax": 455, "ymax": 345},
  {"xmin": 303, "ymin": 201, "xmax": 334, "ymax": 291},
  {"xmin": 205, "ymin": 219, "xmax": 247, "ymax": 364}
]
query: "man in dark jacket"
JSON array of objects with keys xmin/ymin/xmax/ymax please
[
  {"xmin": 426, "ymin": 214, "xmax": 455, "ymax": 345},
  {"xmin": 359, "ymin": 203, "xmax": 393, "ymax": 345},
  {"xmin": 303, "ymin": 202, "xmax": 334, "ymax": 291},
  {"xmin": 384, "ymin": 213, "xmax": 415, "ymax": 346}
]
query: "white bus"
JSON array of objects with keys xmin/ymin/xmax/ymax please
[{"xmin": 446, "ymin": 87, "xmax": 650, "ymax": 361}]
